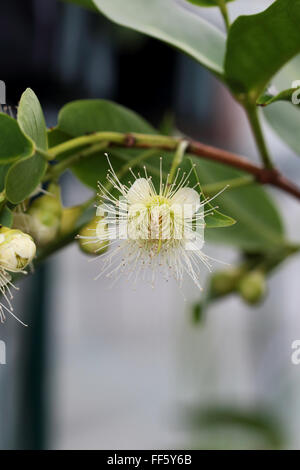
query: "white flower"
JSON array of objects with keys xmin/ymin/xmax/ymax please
[
  {"xmin": 83, "ymin": 158, "xmax": 218, "ymax": 290},
  {"xmin": 0, "ymin": 227, "xmax": 36, "ymax": 325}
]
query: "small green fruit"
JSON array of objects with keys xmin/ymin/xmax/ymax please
[
  {"xmin": 238, "ymin": 270, "xmax": 266, "ymax": 305},
  {"xmin": 211, "ymin": 268, "xmax": 242, "ymax": 296}
]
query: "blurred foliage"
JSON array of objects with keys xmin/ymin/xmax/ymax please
[{"xmin": 185, "ymin": 404, "xmax": 285, "ymax": 449}]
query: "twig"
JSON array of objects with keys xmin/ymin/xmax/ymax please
[
  {"xmin": 48, "ymin": 131, "xmax": 300, "ymax": 202},
  {"xmin": 217, "ymin": 0, "xmax": 230, "ymax": 32}
]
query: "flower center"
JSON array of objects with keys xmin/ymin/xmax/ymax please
[
  {"xmin": 128, "ymin": 196, "xmax": 184, "ymax": 254},
  {"xmin": 145, "ymin": 195, "xmax": 170, "ymax": 208}
]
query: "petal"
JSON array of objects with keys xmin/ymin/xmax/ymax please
[
  {"xmin": 171, "ymin": 187, "xmax": 200, "ymax": 216},
  {"xmin": 127, "ymin": 178, "xmax": 152, "ymax": 204},
  {"xmin": 14, "ymin": 234, "xmax": 34, "ymax": 258}
]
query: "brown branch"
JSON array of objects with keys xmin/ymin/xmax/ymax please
[
  {"xmin": 188, "ymin": 140, "xmax": 300, "ymax": 200},
  {"xmin": 121, "ymin": 134, "xmax": 300, "ymax": 201},
  {"xmin": 49, "ymin": 131, "xmax": 300, "ymax": 201}
]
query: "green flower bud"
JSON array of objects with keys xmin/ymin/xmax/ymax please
[
  {"xmin": 210, "ymin": 267, "xmax": 243, "ymax": 296},
  {"xmin": 238, "ymin": 270, "xmax": 266, "ymax": 305},
  {"xmin": 60, "ymin": 205, "xmax": 84, "ymax": 237},
  {"xmin": 0, "ymin": 226, "xmax": 36, "ymax": 272},
  {"xmin": 78, "ymin": 216, "xmax": 109, "ymax": 256},
  {"xmin": 25, "ymin": 182, "xmax": 62, "ymax": 246}
]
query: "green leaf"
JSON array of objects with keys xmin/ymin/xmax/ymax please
[
  {"xmin": 71, "ymin": 147, "xmax": 112, "ymax": 189},
  {"xmin": 192, "ymin": 158, "xmax": 285, "ymax": 251},
  {"xmin": 93, "ymin": 0, "xmax": 225, "ymax": 75},
  {"xmin": 48, "ymin": 128, "xmax": 71, "ymax": 149},
  {"xmin": 0, "ymin": 113, "xmax": 34, "ymax": 164},
  {"xmin": 17, "ymin": 88, "xmax": 48, "ymax": 151},
  {"xmin": 187, "ymin": 0, "xmax": 234, "ymax": 6},
  {"xmin": 191, "ymin": 161, "xmax": 236, "ymax": 229},
  {"xmin": 225, "ymin": 0, "xmax": 300, "ymax": 98},
  {"xmin": 0, "ymin": 206, "xmax": 13, "ymax": 227},
  {"xmin": 264, "ymin": 102, "xmax": 300, "ymax": 155},
  {"xmin": 58, "ymin": 99, "xmax": 155, "ymax": 136},
  {"xmin": 56, "ymin": 99, "xmax": 156, "ymax": 189},
  {"xmin": 205, "ymin": 209, "xmax": 236, "ymax": 229},
  {"xmin": 6, "ymin": 89, "xmax": 48, "ymax": 204},
  {"xmin": 5, "ymin": 153, "xmax": 47, "ymax": 204},
  {"xmin": 263, "ymin": 55, "xmax": 300, "ymax": 155},
  {"xmin": 47, "ymin": 128, "xmax": 74, "ymax": 159},
  {"xmin": 0, "ymin": 164, "xmax": 10, "ymax": 191}
]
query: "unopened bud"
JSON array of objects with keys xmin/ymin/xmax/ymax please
[
  {"xmin": 238, "ymin": 270, "xmax": 266, "ymax": 305},
  {"xmin": 211, "ymin": 267, "xmax": 243, "ymax": 296},
  {"xmin": 60, "ymin": 205, "xmax": 84, "ymax": 237},
  {"xmin": 26, "ymin": 182, "xmax": 62, "ymax": 246},
  {"xmin": 78, "ymin": 216, "xmax": 109, "ymax": 255},
  {"xmin": 0, "ymin": 226, "xmax": 36, "ymax": 271}
]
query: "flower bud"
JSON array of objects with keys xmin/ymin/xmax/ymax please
[
  {"xmin": 26, "ymin": 182, "xmax": 62, "ymax": 246},
  {"xmin": 0, "ymin": 226, "xmax": 36, "ymax": 272},
  {"xmin": 60, "ymin": 205, "xmax": 84, "ymax": 237},
  {"xmin": 238, "ymin": 270, "xmax": 266, "ymax": 305},
  {"xmin": 78, "ymin": 216, "xmax": 109, "ymax": 255},
  {"xmin": 210, "ymin": 267, "xmax": 243, "ymax": 296}
]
